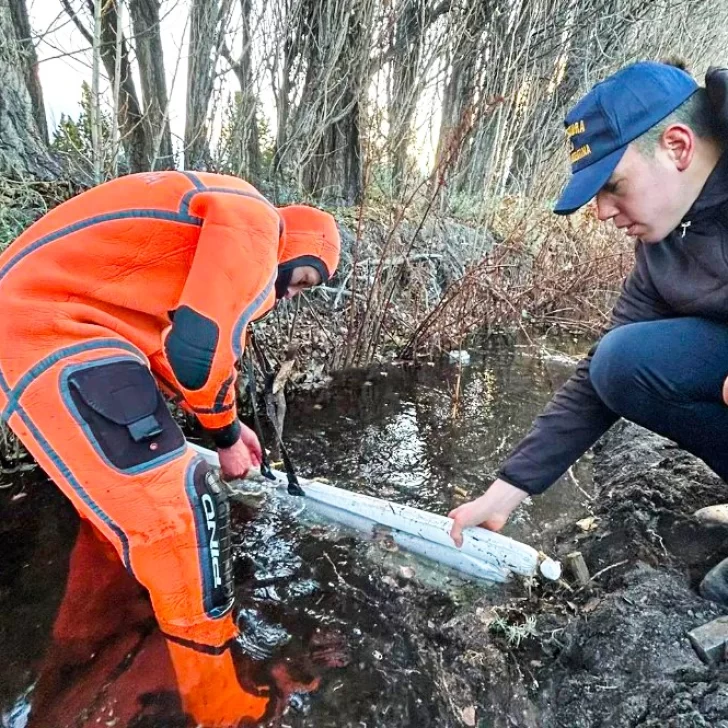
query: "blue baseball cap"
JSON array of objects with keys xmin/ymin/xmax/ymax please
[{"xmin": 555, "ymin": 61, "xmax": 699, "ymax": 215}]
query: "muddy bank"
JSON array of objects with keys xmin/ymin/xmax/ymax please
[{"xmin": 437, "ymin": 421, "xmax": 728, "ymax": 727}]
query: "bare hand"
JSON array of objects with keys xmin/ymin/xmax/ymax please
[
  {"xmin": 218, "ymin": 427, "xmax": 262, "ymax": 480},
  {"xmin": 239, "ymin": 423, "xmax": 263, "ymax": 467},
  {"xmin": 448, "ymin": 478, "xmax": 529, "ymax": 547},
  {"xmin": 723, "ymin": 375, "xmax": 728, "ymax": 406}
]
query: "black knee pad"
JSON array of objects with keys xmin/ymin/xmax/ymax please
[
  {"xmin": 62, "ymin": 358, "xmax": 185, "ymax": 472},
  {"xmin": 188, "ymin": 458, "xmax": 234, "ymax": 617}
]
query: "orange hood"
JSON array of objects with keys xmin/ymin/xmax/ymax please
[{"xmin": 277, "ymin": 205, "xmax": 340, "ymax": 282}]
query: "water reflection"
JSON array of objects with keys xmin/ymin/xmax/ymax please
[
  {"xmin": 8, "ymin": 518, "xmax": 348, "ymax": 728},
  {"xmin": 284, "ymin": 344, "xmax": 593, "ymax": 545},
  {"xmin": 0, "ymin": 340, "xmax": 593, "ymax": 727}
]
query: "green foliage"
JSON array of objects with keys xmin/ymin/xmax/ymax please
[
  {"xmin": 489, "ymin": 610, "xmax": 538, "ymax": 647},
  {"xmin": 51, "ymin": 82, "xmax": 115, "ymax": 180},
  {"xmin": 0, "ymin": 205, "xmax": 34, "ymax": 252},
  {"xmin": 0, "ymin": 181, "xmax": 48, "ymax": 252}
]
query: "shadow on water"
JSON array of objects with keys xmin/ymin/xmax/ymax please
[{"xmin": 0, "ymin": 339, "xmax": 594, "ymax": 727}]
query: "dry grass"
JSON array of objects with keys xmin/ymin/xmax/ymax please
[
  {"xmin": 0, "ymin": 176, "xmax": 79, "ymax": 251},
  {"xmin": 401, "ymin": 201, "xmax": 633, "ymax": 355}
]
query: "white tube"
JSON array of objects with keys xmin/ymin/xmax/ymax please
[{"xmin": 188, "ymin": 441, "xmax": 561, "ymax": 584}]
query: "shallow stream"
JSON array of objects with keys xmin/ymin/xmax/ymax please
[{"xmin": 0, "ymin": 339, "xmax": 594, "ymax": 727}]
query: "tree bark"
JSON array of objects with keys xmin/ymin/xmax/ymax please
[
  {"xmin": 7, "ymin": 0, "xmax": 47, "ymax": 143},
  {"xmin": 390, "ymin": 0, "xmax": 425, "ymax": 198},
  {"xmin": 185, "ymin": 0, "xmax": 232, "ymax": 169},
  {"xmin": 282, "ymin": 0, "xmax": 372, "ymax": 204},
  {"xmin": 129, "ymin": 0, "xmax": 174, "ymax": 169},
  {"xmin": 95, "ymin": 0, "xmax": 153, "ymax": 172},
  {"xmin": 66, "ymin": 0, "xmax": 154, "ymax": 172},
  {"xmin": 221, "ymin": 0, "xmax": 261, "ymax": 179},
  {"xmin": 0, "ymin": 0, "xmax": 56, "ymax": 177}
]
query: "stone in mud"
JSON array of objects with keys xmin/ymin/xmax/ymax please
[
  {"xmin": 687, "ymin": 616, "xmax": 728, "ymax": 665},
  {"xmin": 694, "ymin": 504, "xmax": 728, "ymax": 525},
  {"xmin": 700, "ymin": 557, "xmax": 728, "ymax": 606}
]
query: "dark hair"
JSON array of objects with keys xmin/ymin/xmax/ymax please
[{"xmin": 660, "ymin": 56, "xmax": 690, "ymax": 72}]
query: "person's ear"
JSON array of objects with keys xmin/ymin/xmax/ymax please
[{"xmin": 660, "ymin": 124, "xmax": 695, "ymax": 171}]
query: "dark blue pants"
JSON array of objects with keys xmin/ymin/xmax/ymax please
[{"xmin": 591, "ymin": 317, "xmax": 728, "ymax": 481}]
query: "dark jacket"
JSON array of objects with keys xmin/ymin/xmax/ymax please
[{"xmin": 498, "ymin": 152, "xmax": 728, "ymax": 494}]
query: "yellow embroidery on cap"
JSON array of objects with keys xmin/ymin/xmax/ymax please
[
  {"xmin": 566, "ymin": 120, "xmax": 586, "ymax": 137},
  {"xmin": 570, "ymin": 144, "xmax": 591, "ymax": 163}
]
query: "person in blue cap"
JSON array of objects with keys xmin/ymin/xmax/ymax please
[{"xmin": 448, "ymin": 59, "xmax": 728, "ymax": 603}]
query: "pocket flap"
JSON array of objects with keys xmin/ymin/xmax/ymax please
[{"xmin": 68, "ymin": 360, "xmax": 160, "ymax": 427}]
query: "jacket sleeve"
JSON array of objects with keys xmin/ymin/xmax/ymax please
[
  {"xmin": 161, "ymin": 190, "xmax": 278, "ymax": 444},
  {"xmin": 497, "ymin": 243, "xmax": 674, "ymax": 495}
]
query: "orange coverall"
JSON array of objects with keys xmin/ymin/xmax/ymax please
[
  {"xmin": 28, "ymin": 520, "xmax": 348, "ymax": 727},
  {"xmin": 0, "ymin": 170, "xmax": 340, "ymax": 726}
]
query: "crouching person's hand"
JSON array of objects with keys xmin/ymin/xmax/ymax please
[
  {"xmin": 448, "ymin": 478, "xmax": 529, "ymax": 547},
  {"xmin": 218, "ymin": 424, "xmax": 262, "ymax": 480}
]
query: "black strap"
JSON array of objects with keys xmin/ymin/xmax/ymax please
[
  {"xmin": 245, "ymin": 349, "xmax": 275, "ymax": 481},
  {"xmin": 246, "ymin": 336, "xmax": 305, "ymax": 497}
]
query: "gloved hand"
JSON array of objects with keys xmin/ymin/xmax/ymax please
[{"xmin": 218, "ymin": 424, "xmax": 263, "ymax": 480}]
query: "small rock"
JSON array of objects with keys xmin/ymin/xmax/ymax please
[
  {"xmin": 399, "ymin": 566, "xmax": 415, "ymax": 580},
  {"xmin": 687, "ymin": 616, "xmax": 728, "ymax": 665},
  {"xmin": 700, "ymin": 558, "xmax": 728, "ymax": 605},
  {"xmin": 372, "ymin": 650, "xmax": 383, "ymax": 661},
  {"xmin": 694, "ymin": 504, "xmax": 728, "ymax": 525},
  {"xmin": 583, "ymin": 597, "xmax": 602, "ymax": 613},
  {"xmin": 576, "ymin": 516, "xmax": 599, "ymax": 532},
  {"xmin": 461, "ymin": 705, "xmax": 476, "ymax": 726},
  {"xmin": 475, "ymin": 607, "xmax": 498, "ymax": 625}
]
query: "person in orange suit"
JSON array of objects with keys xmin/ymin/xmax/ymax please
[
  {"xmin": 0, "ymin": 171, "xmax": 340, "ymax": 726},
  {"xmin": 29, "ymin": 520, "xmax": 349, "ymax": 727}
]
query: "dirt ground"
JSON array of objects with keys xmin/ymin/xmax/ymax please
[{"xmin": 425, "ymin": 421, "xmax": 728, "ymax": 728}]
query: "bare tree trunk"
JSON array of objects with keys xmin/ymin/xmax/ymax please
[
  {"xmin": 389, "ymin": 0, "xmax": 425, "ymax": 198},
  {"xmin": 185, "ymin": 0, "xmax": 232, "ymax": 169},
  {"xmin": 281, "ymin": 0, "xmax": 373, "ymax": 204},
  {"xmin": 0, "ymin": 0, "xmax": 56, "ymax": 177},
  {"xmin": 64, "ymin": 0, "xmax": 154, "ymax": 172},
  {"xmin": 90, "ymin": 0, "xmax": 103, "ymax": 182},
  {"xmin": 129, "ymin": 0, "xmax": 174, "ymax": 169},
  {"xmin": 7, "ymin": 0, "xmax": 47, "ymax": 143},
  {"xmin": 301, "ymin": 89, "xmax": 363, "ymax": 204},
  {"xmin": 272, "ymin": 27, "xmax": 297, "ymax": 183},
  {"xmin": 430, "ymin": 5, "xmax": 482, "ymax": 200},
  {"xmin": 221, "ymin": 0, "xmax": 260, "ymax": 179},
  {"xmin": 96, "ymin": 0, "xmax": 153, "ymax": 172}
]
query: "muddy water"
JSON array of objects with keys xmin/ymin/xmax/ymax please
[
  {"xmin": 284, "ymin": 340, "xmax": 592, "ymax": 547},
  {"xmin": 0, "ymin": 340, "xmax": 594, "ymax": 728}
]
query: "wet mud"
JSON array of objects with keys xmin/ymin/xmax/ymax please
[{"xmin": 435, "ymin": 422, "xmax": 728, "ymax": 728}]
